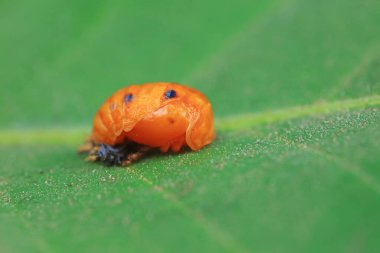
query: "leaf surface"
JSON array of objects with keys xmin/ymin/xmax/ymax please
[{"xmin": 1, "ymin": 0, "xmax": 380, "ymax": 252}]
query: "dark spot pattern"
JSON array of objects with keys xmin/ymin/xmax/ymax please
[
  {"xmin": 165, "ymin": 89, "xmax": 176, "ymax": 99},
  {"xmin": 124, "ymin": 93, "xmax": 133, "ymax": 103},
  {"xmin": 167, "ymin": 118, "xmax": 175, "ymax": 124}
]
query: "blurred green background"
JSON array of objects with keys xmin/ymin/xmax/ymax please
[{"xmin": 1, "ymin": 0, "xmax": 380, "ymax": 252}]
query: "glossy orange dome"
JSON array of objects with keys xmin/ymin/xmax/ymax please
[{"xmin": 91, "ymin": 82, "xmax": 215, "ymax": 152}]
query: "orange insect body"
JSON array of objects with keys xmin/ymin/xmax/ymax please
[{"xmin": 91, "ymin": 82, "xmax": 215, "ymax": 152}]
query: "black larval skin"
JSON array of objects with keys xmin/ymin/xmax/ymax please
[
  {"xmin": 83, "ymin": 141, "xmax": 152, "ymax": 167},
  {"xmin": 95, "ymin": 144, "xmax": 127, "ymax": 166}
]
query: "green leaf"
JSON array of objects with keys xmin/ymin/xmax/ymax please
[{"xmin": 1, "ymin": 0, "xmax": 380, "ymax": 253}]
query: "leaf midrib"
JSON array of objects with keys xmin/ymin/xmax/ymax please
[{"xmin": 0, "ymin": 95, "xmax": 378, "ymax": 146}]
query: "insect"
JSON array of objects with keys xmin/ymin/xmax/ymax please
[{"xmin": 79, "ymin": 82, "xmax": 215, "ymax": 166}]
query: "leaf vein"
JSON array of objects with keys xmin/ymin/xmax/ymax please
[
  {"xmin": 125, "ymin": 167, "xmax": 250, "ymax": 253},
  {"xmin": 0, "ymin": 95, "xmax": 378, "ymax": 145},
  {"xmin": 308, "ymin": 147, "xmax": 380, "ymax": 196}
]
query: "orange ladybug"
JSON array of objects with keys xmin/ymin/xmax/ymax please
[{"xmin": 79, "ymin": 82, "xmax": 215, "ymax": 166}]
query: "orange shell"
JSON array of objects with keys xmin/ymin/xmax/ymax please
[{"xmin": 91, "ymin": 82, "xmax": 215, "ymax": 152}]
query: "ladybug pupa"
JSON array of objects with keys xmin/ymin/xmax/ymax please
[{"xmin": 79, "ymin": 82, "xmax": 215, "ymax": 166}]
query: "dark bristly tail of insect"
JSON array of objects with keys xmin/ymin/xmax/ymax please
[{"xmin": 78, "ymin": 140, "xmax": 151, "ymax": 166}]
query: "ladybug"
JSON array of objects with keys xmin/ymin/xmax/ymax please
[{"xmin": 79, "ymin": 82, "xmax": 215, "ymax": 166}]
